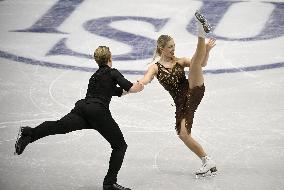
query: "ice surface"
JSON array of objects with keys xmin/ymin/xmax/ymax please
[{"xmin": 0, "ymin": 0, "xmax": 284, "ymax": 190}]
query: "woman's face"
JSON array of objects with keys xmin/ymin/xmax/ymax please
[{"xmin": 161, "ymin": 39, "xmax": 175, "ymax": 58}]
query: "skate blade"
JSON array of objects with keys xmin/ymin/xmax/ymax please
[
  {"xmin": 195, "ymin": 11, "xmax": 206, "ymax": 23},
  {"xmin": 195, "ymin": 11, "xmax": 212, "ymax": 33},
  {"xmin": 195, "ymin": 167, "xmax": 218, "ymax": 179},
  {"xmin": 195, "ymin": 172, "xmax": 217, "ymax": 179},
  {"xmin": 14, "ymin": 127, "xmax": 23, "ymax": 155}
]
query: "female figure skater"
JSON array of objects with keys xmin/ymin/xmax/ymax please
[
  {"xmin": 138, "ymin": 11, "xmax": 217, "ymax": 176},
  {"xmin": 14, "ymin": 46, "xmax": 143, "ymax": 190}
]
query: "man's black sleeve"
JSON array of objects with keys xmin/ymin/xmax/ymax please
[
  {"xmin": 113, "ymin": 86, "xmax": 124, "ymax": 97},
  {"xmin": 111, "ymin": 69, "xmax": 133, "ymax": 91}
]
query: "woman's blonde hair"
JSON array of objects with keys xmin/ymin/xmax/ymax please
[
  {"xmin": 94, "ymin": 46, "xmax": 111, "ymax": 66},
  {"xmin": 152, "ymin": 35, "xmax": 173, "ymax": 62}
]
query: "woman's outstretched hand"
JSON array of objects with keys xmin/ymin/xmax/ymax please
[
  {"xmin": 206, "ymin": 38, "xmax": 216, "ymax": 52},
  {"xmin": 130, "ymin": 82, "xmax": 144, "ymax": 93},
  {"xmin": 122, "ymin": 82, "xmax": 144, "ymax": 96}
]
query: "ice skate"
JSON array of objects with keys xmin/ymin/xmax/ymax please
[
  {"xmin": 195, "ymin": 11, "xmax": 212, "ymax": 33},
  {"xmin": 195, "ymin": 156, "xmax": 217, "ymax": 178},
  {"xmin": 14, "ymin": 126, "xmax": 32, "ymax": 155},
  {"xmin": 103, "ymin": 183, "xmax": 131, "ymax": 190}
]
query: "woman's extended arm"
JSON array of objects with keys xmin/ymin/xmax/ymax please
[
  {"xmin": 120, "ymin": 82, "xmax": 144, "ymax": 96},
  {"xmin": 137, "ymin": 64, "xmax": 157, "ymax": 85}
]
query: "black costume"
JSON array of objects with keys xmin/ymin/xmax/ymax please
[{"xmin": 19, "ymin": 64, "xmax": 133, "ymax": 186}]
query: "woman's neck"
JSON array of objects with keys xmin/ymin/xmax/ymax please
[{"xmin": 160, "ymin": 55, "xmax": 173, "ymax": 63}]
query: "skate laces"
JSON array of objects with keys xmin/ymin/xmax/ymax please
[{"xmin": 201, "ymin": 156, "xmax": 210, "ymax": 165}]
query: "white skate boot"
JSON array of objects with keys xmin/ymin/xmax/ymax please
[{"xmin": 195, "ymin": 156, "xmax": 217, "ymax": 178}]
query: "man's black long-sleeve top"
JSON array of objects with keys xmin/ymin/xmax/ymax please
[{"xmin": 85, "ymin": 65, "xmax": 133, "ymax": 107}]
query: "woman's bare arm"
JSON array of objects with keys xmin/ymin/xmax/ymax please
[{"xmin": 137, "ymin": 64, "xmax": 157, "ymax": 85}]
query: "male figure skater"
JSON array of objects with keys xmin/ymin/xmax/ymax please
[{"xmin": 14, "ymin": 46, "xmax": 143, "ymax": 190}]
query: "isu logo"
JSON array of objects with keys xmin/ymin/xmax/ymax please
[{"xmin": 0, "ymin": 0, "xmax": 283, "ymax": 74}]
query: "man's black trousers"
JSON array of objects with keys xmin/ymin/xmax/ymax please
[{"xmin": 30, "ymin": 99, "xmax": 128, "ymax": 185}]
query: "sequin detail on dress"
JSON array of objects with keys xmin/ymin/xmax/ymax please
[{"xmin": 156, "ymin": 62, "xmax": 205, "ymax": 134}]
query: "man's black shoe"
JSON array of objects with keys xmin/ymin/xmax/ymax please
[
  {"xmin": 14, "ymin": 127, "xmax": 32, "ymax": 155},
  {"xmin": 103, "ymin": 183, "xmax": 131, "ymax": 190}
]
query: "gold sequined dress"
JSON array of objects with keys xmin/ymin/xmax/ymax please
[{"xmin": 156, "ymin": 62, "xmax": 205, "ymax": 134}]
